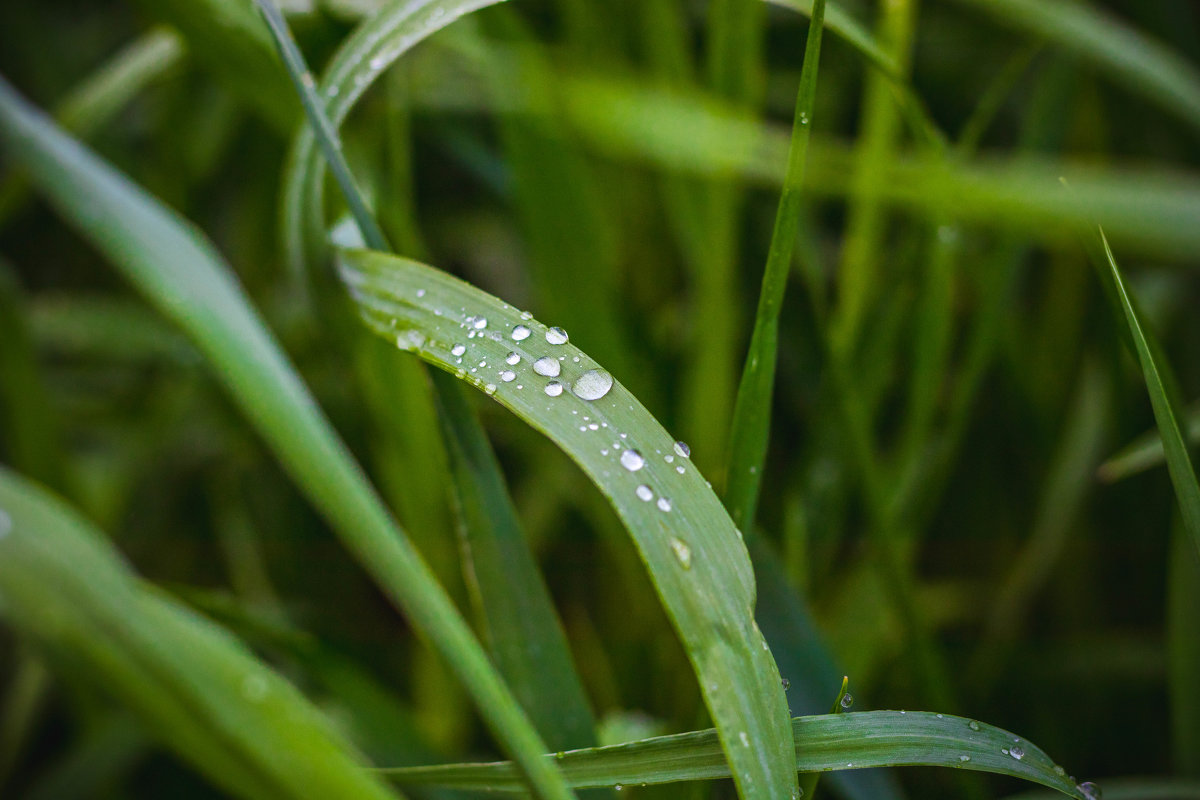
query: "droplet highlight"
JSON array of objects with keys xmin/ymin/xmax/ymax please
[
  {"xmin": 636, "ymin": 484, "xmax": 654, "ymax": 502},
  {"xmin": 656, "ymin": 496, "xmax": 672, "ymax": 512},
  {"xmin": 506, "ymin": 351, "xmax": 521, "ymax": 365},
  {"xmin": 674, "ymin": 441, "xmax": 691, "ymax": 458},
  {"xmin": 572, "ymin": 369, "xmax": 614, "ymax": 401},
  {"xmin": 533, "ymin": 356, "xmax": 561, "ymax": 378},
  {"xmin": 511, "ymin": 325, "xmax": 531, "ymax": 341},
  {"xmin": 451, "ymin": 344, "xmax": 466, "ymax": 357},
  {"xmin": 840, "ymin": 693, "xmax": 854, "ymax": 709},
  {"xmin": 669, "ymin": 537, "xmax": 692, "ymax": 569},
  {"xmin": 545, "ymin": 326, "xmax": 568, "ymax": 345},
  {"xmin": 620, "ymin": 449, "xmax": 645, "ymax": 471},
  {"xmin": 545, "ymin": 381, "xmax": 564, "ymax": 397}
]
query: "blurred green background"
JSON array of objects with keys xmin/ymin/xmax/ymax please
[{"xmin": 1, "ymin": 0, "xmax": 1198, "ymax": 797}]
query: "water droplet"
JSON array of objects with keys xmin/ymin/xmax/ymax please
[
  {"xmin": 500, "ymin": 370, "xmax": 516, "ymax": 382},
  {"xmin": 546, "ymin": 327, "xmax": 568, "ymax": 345},
  {"xmin": 511, "ymin": 325, "xmax": 531, "ymax": 341},
  {"xmin": 369, "ymin": 54, "xmax": 386, "ymax": 70},
  {"xmin": 669, "ymin": 537, "xmax": 692, "ymax": 569},
  {"xmin": 620, "ymin": 449, "xmax": 645, "ymax": 471},
  {"xmin": 545, "ymin": 381, "xmax": 564, "ymax": 397},
  {"xmin": 959, "ymin": 755, "xmax": 971, "ymax": 763},
  {"xmin": 968, "ymin": 720, "xmax": 981, "ymax": 731},
  {"xmin": 739, "ymin": 731, "xmax": 750, "ymax": 747},
  {"xmin": 840, "ymin": 694, "xmax": 854, "ymax": 709},
  {"xmin": 451, "ymin": 344, "xmax": 466, "ymax": 357},
  {"xmin": 781, "ymin": 678, "xmax": 790, "ymax": 690},
  {"xmin": 533, "ymin": 356, "xmax": 561, "ymax": 377},
  {"xmin": 1009, "ymin": 745, "xmax": 1024, "ymax": 760},
  {"xmin": 506, "ymin": 352, "xmax": 521, "ymax": 365},
  {"xmin": 473, "ymin": 317, "xmax": 487, "ymax": 330},
  {"xmin": 657, "ymin": 496, "xmax": 672, "ymax": 512},
  {"xmin": 636, "ymin": 484, "xmax": 654, "ymax": 502},
  {"xmin": 415, "ymin": 288, "xmax": 426, "ymax": 298},
  {"xmin": 674, "ymin": 441, "xmax": 691, "ymax": 458},
  {"xmin": 241, "ymin": 674, "xmax": 269, "ymax": 702},
  {"xmin": 484, "ymin": 384, "xmax": 497, "ymax": 395},
  {"xmin": 1054, "ymin": 766, "xmax": 1066, "ymax": 777},
  {"xmin": 936, "ymin": 714, "xmax": 944, "ymax": 719},
  {"xmin": 676, "ymin": 465, "xmax": 685, "ymax": 474},
  {"xmin": 572, "ymin": 369, "xmax": 614, "ymax": 400},
  {"xmin": 1078, "ymin": 782, "xmax": 1102, "ymax": 800}
]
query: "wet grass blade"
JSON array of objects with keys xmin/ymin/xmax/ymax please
[
  {"xmin": 0, "ymin": 76, "xmax": 573, "ymax": 800},
  {"xmin": 724, "ymin": 0, "xmax": 825, "ymax": 531},
  {"xmin": 0, "ymin": 468, "xmax": 403, "ymax": 800},
  {"xmin": 257, "ymin": 0, "xmax": 600, "ymax": 760},
  {"xmin": 946, "ymin": 0, "xmax": 1200, "ymax": 134},
  {"xmin": 340, "ymin": 247, "xmax": 799, "ymax": 800},
  {"xmin": 377, "ymin": 711, "xmax": 1084, "ymax": 798},
  {"xmin": 1089, "ymin": 230, "xmax": 1200, "ymax": 557}
]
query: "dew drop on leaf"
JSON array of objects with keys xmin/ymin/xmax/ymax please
[
  {"xmin": 500, "ymin": 370, "xmax": 516, "ymax": 382},
  {"xmin": 657, "ymin": 496, "xmax": 672, "ymax": 512},
  {"xmin": 636, "ymin": 484, "xmax": 654, "ymax": 501},
  {"xmin": 546, "ymin": 326, "xmax": 568, "ymax": 345},
  {"xmin": 674, "ymin": 441, "xmax": 691, "ymax": 458},
  {"xmin": 544, "ymin": 381, "xmax": 564, "ymax": 397},
  {"xmin": 511, "ymin": 325, "xmax": 531, "ymax": 341},
  {"xmin": 506, "ymin": 351, "xmax": 521, "ymax": 365},
  {"xmin": 451, "ymin": 344, "xmax": 466, "ymax": 357},
  {"xmin": 1078, "ymin": 782, "xmax": 1102, "ymax": 800},
  {"xmin": 620, "ymin": 449, "xmax": 645, "ymax": 471},
  {"xmin": 840, "ymin": 693, "xmax": 854, "ymax": 709},
  {"xmin": 572, "ymin": 369, "xmax": 614, "ymax": 400},
  {"xmin": 533, "ymin": 356, "xmax": 561, "ymax": 377}
]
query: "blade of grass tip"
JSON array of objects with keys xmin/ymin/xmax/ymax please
[
  {"xmin": 797, "ymin": 676, "xmax": 850, "ymax": 800},
  {"xmin": 945, "ymin": 0, "xmax": 1200, "ymax": 136},
  {"xmin": 1097, "ymin": 407, "xmax": 1200, "ymax": 483},
  {"xmin": 340, "ymin": 248, "xmax": 799, "ymax": 800},
  {"xmin": 1090, "ymin": 229, "xmax": 1200, "ymax": 558},
  {"xmin": 0, "ymin": 77, "xmax": 573, "ymax": 800},
  {"xmin": 258, "ymin": 0, "xmax": 599, "ymax": 758},
  {"xmin": 378, "ymin": 711, "xmax": 1084, "ymax": 798},
  {"xmin": 724, "ymin": 0, "xmax": 825, "ymax": 533},
  {"xmin": 0, "ymin": 469, "xmax": 405, "ymax": 800}
]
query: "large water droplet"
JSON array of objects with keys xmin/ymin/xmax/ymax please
[
  {"xmin": 1078, "ymin": 782, "xmax": 1102, "ymax": 800},
  {"xmin": 669, "ymin": 537, "xmax": 692, "ymax": 569},
  {"xmin": 1009, "ymin": 745, "xmax": 1024, "ymax": 761},
  {"xmin": 656, "ymin": 496, "xmax": 672, "ymax": 512},
  {"xmin": 620, "ymin": 449, "xmax": 645, "ymax": 471},
  {"xmin": 546, "ymin": 327, "xmax": 568, "ymax": 345},
  {"xmin": 500, "ymin": 370, "xmax": 516, "ymax": 382},
  {"xmin": 506, "ymin": 351, "xmax": 521, "ymax": 365},
  {"xmin": 968, "ymin": 720, "xmax": 981, "ymax": 731},
  {"xmin": 511, "ymin": 325, "xmax": 531, "ymax": 341},
  {"xmin": 533, "ymin": 356, "xmax": 561, "ymax": 377},
  {"xmin": 451, "ymin": 344, "xmax": 466, "ymax": 357},
  {"xmin": 572, "ymin": 369, "xmax": 613, "ymax": 400},
  {"xmin": 674, "ymin": 441, "xmax": 691, "ymax": 458},
  {"xmin": 545, "ymin": 381, "xmax": 564, "ymax": 397},
  {"xmin": 635, "ymin": 484, "xmax": 654, "ymax": 502},
  {"xmin": 959, "ymin": 755, "xmax": 971, "ymax": 763},
  {"xmin": 840, "ymin": 693, "xmax": 854, "ymax": 709}
]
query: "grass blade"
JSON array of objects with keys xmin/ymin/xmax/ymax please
[
  {"xmin": 340, "ymin": 247, "xmax": 799, "ymax": 800},
  {"xmin": 1090, "ymin": 230, "xmax": 1200, "ymax": 557},
  {"xmin": 0, "ymin": 468, "xmax": 403, "ymax": 800},
  {"xmin": 1097, "ymin": 408, "xmax": 1200, "ymax": 483},
  {"xmin": 0, "ymin": 76, "xmax": 573, "ymax": 800},
  {"xmin": 724, "ymin": 0, "xmax": 825, "ymax": 531},
  {"xmin": 946, "ymin": 0, "xmax": 1200, "ymax": 134},
  {"xmin": 378, "ymin": 711, "xmax": 1084, "ymax": 797}
]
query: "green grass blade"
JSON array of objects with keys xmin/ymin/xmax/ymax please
[
  {"xmin": 431, "ymin": 369, "xmax": 597, "ymax": 750},
  {"xmin": 258, "ymin": 0, "xmax": 600, "ymax": 759},
  {"xmin": 0, "ymin": 468, "xmax": 403, "ymax": 800},
  {"xmin": 946, "ymin": 0, "xmax": 1200, "ymax": 134},
  {"xmin": 724, "ymin": 0, "xmax": 824, "ymax": 532},
  {"xmin": 1091, "ymin": 230, "xmax": 1200, "ymax": 558},
  {"xmin": 1168, "ymin": 521, "xmax": 1200, "ymax": 776},
  {"xmin": 377, "ymin": 711, "xmax": 1083, "ymax": 797},
  {"xmin": 340, "ymin": 247, "xmax": 799, "ymax": 800},
  {"xmin": 0, "ymin": 76, "xmax": 574, "ymax": 800},
  {"xmin": 1098, "ymin": 407, "xmax": 1200, "ymax": 483}
]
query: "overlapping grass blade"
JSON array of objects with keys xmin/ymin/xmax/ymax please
[
  {"xmin": 0, "ymin": 76, "xmax": 574, "ymax": 800},
  {"xmin": 946, "ymin": 0, "xmax": 1200, "ymax": 134},
  {"xmin": 378, "ymin": 711, "xmax": 1084, "ymax": 797},
  {"xmin": 341, "ymin": 247, "xmax": 798, "ymax": 800},
  {"xmin": 0, "ymin": 468, "xmax": 403, "ymax": 800},
  {"xmin": 258, "ymin": 0, "xmax": 599, "ymax": 759},
  {"xmin": 725, "ymin": 0, "xmax": 825, "ymax": 531},
  {"xmin": 1098, "ymin": 409, "xmax": 1200, "ymax": 483},
  {"xmin": 1088, "ymin": 230, "xmax": 1200, "ymax": 557}
]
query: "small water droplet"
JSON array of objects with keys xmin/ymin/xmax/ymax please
[
  {"xmin": 1078, "ymin": 782, "xmax": 1102, "ymax": 800},
  {"xmin": 674, "ymin": 441, "xmax": 691, "ymax": 458},
  {"xmin": 657, "ymin": 496, "xmax": 672, "ymax": 512},
  {"xmin": 1009, "ymin": 745, "xmax": 1024, "ymax": 761},
  {"xmin": 474, "ymin": 317, "xmax": 487, "ymax": 330},
  {"xmin": 546, "ymin": 326, "xmax": 568, "ymax": 345},
  {"xmin": 484, "ymin": 383, "xmax": 497, "ymax": 395},
  {"xmin": 669, "ymin": 537, "xmax": 692, "ymax": 569},
  {"xmin": 936, "ymin": 714, "xmax": 944, "ymax": 719},
  {"xmin": 451, "ymin": 344, "xmax": 466, "ymax": 357},
  {"xmin": 369, "ymin": 54, "xmax": 386, "ymax": 70},
  {"xmin": 676, "ymin": 465, "xmax": 685, "ymax": 474},
  {"xmin": 500, "ymin": 370, "xmax": 516, "ymax": 382},
  {"xmin": 1054, "ymin": 766, "xmax": 1066, "ymax": 777},
  {"xmin": 739, "ymin": 731, "xmax": 750, "ymax": 747},
  {"xmin": 840, "ymin": 694, "xmax": 854, "ymax": 709},
  {"xmin": 959, "ymin": 755, "xmax": 971, "ymax": 763},
  {"xmin": 545, "ymin": 381, "xmax": 564, "ymax": 397},
  {"xmin": 506, "ymin": 352, "xmax": 521, "ymax": 365},
  {"xmin": 968, "ymin": 720, "xmax": 981, "ymax": 731},
  {"xmin": 620, "ymin": 449, "xmax": 645, "ymax": 471},
  {"xmin": 533, "ymin": 356, "xmax": 561, "ymax": 377},
  {"xmin": 572, "ymin": 369, "xmax": 614, "ymax": 400},
  {"xmin": 241, "ymin": 674, "xmax": 269, "ymax": 702},
  {"xmin": 781, "ymin": 678, "xmax": 790, "ymax": 690},
  {"xmin": 635, "ymin": 484, "xmax": 654, "ymax": 502},
  {"xmin": 511, "ymin": 325, "xmax": 531, "ymax": 341},
  {"xmin": 520, "ymin": 310, "xmax": 533, "ymax": 320}
]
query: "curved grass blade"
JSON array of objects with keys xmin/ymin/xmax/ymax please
[
  {"xmin": 257, "ymin": 0, "xmax": 599, "ymax": 759},
  {"xmin": 724, "ymin": 0, "xmax": 825, "ymax": 532},
  {"xmin": 0, "ymin": 76, "xmax": 573, "ymax": 800},
  {"xmin": 0, "ymin": 468, "xmax": 403, "ymax": 800},
  {"xmin": 1089, "ymin": 230, "xmax": 1200, "ymax": 558},
  {"xmin": 1098, "ymin": 408, "xmax": 1200, "ymax": 483},
  {"xmin": 377, "ymin": 711, "xmax": 1084, "ymax": 798},
  {"xmin": 945, "ymin": 0, "xmax": 1200, "ymax": 134},
  {"xmin": 340, "ymin": 247, "xmax": 799, "ymax": 800}
]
